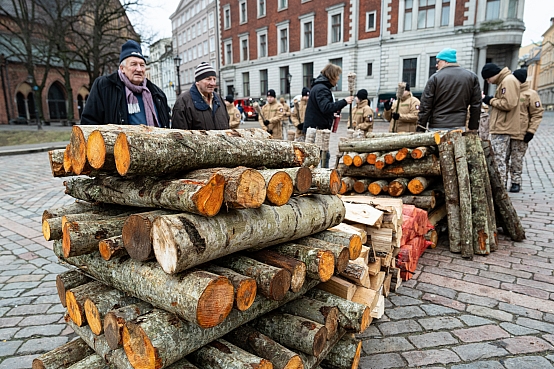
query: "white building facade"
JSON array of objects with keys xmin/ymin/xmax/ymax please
[{"xmin": 147, "ymin": 38, "xmax": 178, "ymax": 109}]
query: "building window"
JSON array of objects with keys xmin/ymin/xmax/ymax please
[
  {"xmin": 367, "ymin": 63, "xmax": 373, "ymax": 76},
  {"xmin": 404, "ymin": 0, "xmax": 413, "ymax": 31},
  {"xmin": 280, "ymin": 66, "xmax": 290, "ymax": 95},
  {"xmin": 209, "ymin": 36, "xmax": 215, "ymax": 52},
  {"xmin": 203, "ymin": 41, "xmax": 208, "ymax": 56},
  {"xmin": 508, "ymin": 0, "xmax": 517, "ymax": 18},
  {"xmin": 441, "ymin": 0, "xmax": 450, "ymax": 26},
  {"xmin": 243, "ymin": 72, "xmax": 250, "ymax": 96},
  {"xmin": 240, "ymin": 1, "xmax": 247, "ymax": 24},
  {"xmin": 259, "ymin": 33, "xmax": 267, "ymax": 58},
  {"xmin": 429, "ymin": 56, "xmax": 437, "ymax": 77},
  {"xmin": 418, "ymin": 0, "xmax": 435, "ymax": 29},
  {"xmin": 485, "ymin": 0, "xmax": 500, "ymax": 20},
  {"xmin": 197, "ymin": 22, "xmax": 201, "ymax": 36},
  {"xmin": 258, "ymin": 0, "xmax": 266, "ymax": 17},
  {"xmin": 402, "ymin": 58, "xmax": 417, "ymax": 88},
  {"xmin": 331, "ymin": 14, "xmax": 342, "ymax": 43},
  {"xmin": 224, "ymin": 6, "xmax": 231, "ymax": 29},
  {"xmin": 193, "ymin": 46, "xmax": 197, "ymax": 59},
  {"xmin": 202, "ymin": 18, "xmax": 207, "ymax": 33},
  {"xmin": 208, "ymin": 12, "xmax": 214, "ymax": 28},
  {"xmin": 278, "ymin": 0, "xmax": 288, "ymax": 10},
  {"xmin": 260, "ymin": 69, "xmax": 268, "ymax": 96},
  {"xmin": 303, "ymin": 62, "xmax": 314, "ymax": 88},
  {"xmin": 303, "ymin": 21, "xmax": 313, "ymax": 48},
  {"xmin": 241, "ymin": 38, "xmax": 249, "ymax": 61},
  {"xmin": 192, "ymin": 26, "xmax": 196, "ymax": 39},
  {"xmin": 280, "ymin": 28, "xmax": 288, "ymax": 53},
  {"xmin": 187, "ymin": 28, "xmax": 191, "ymax": 41},
  {"xmin": 366, "ymin": 11, "xmax": 376, "ymax": 32},
  {"xmin": 329, "ymin": 58, "xmax": 342, "ymax": 91},
  {"xmin": 225, "ymin": 41, "xmax": 232, "ymax": 65}
]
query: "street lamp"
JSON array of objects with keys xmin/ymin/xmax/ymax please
[
  {"xmin": 26, "ymin": 74, "xmax": 41, "ymax": 130},
  {"xmin": 173, "ymin": 55, "xmax": 182, "ymax": 97},
  {"xmin": 286, "ymin": 72, "xmax": 292, "ymax": 106}
]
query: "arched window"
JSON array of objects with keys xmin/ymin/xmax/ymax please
[
  {"xmin": 48, "ymin": 82, "xmax": 67, "ymax": 120},
  {"xmin": 16, "ymin": 92, "xmax": 26, "ymax": 118}
]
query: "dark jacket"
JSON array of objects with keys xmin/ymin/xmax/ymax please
[
  {"xmin": 304, "ymin": 74, "xmax": 348, "ymax": 131},
  {"xmin": 418, "ymin": 64, "xmax": 481, "ymax": 130},
  {"xmin": 172, "ymin": 84, "xmax": 229, "ymax": 130},
  {"xmin": 80, "ymin": 71, "xmax": 170, "ymax": 127}
]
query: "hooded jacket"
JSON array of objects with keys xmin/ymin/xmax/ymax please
[
  {"xmin": 488, "ymin": 67, "xmax": 520, "ymax": 135},
  {"xmin": 172, "ymin": 84, "xmax": 229, "ymax": 130},
  {"xmin": 304, "ymin": 74, "xmax": 348, "ymax": 131},
  {"xmin": 513, "ymin": 81, "xmax": 544, "ymax": 140},
  {"xmin": 226, "ymin": 104, "xmax": 242, "ymax": 129},
  {"xmin": 258, "ymin": 100, "xmax": 284, "ymax": 139},
  {"xmin": 384, "ymin": 92, "xmax": 420, "ymax": 132},
  {"xmin": 81, "ymin": 71, "xmax": 170, "ymax": 127},
  {"xmin": 349, "ymin": 99, "xmax": 374, "ymax": 133},
  {"xmin": 291, "ymin": 98, "xmax": 308, "ymax": 136}
]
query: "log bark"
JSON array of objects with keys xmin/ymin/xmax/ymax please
[
  {"xmin": 339, "ymin": 177, "xmax": 356, "ymax": 195},
  {"xmin": 62, "ymin": 217, "xmax": 129, "ymax": 258},
  {"xmin": 374, "ymin": 154, "xmax": 386, "ymax": 169},
  {"xmin": 84, "ymin": 288, "xmax": 140, "ymax": 335},
  {"xmin": 328, "ymin": 224, "xmax": 368, "ymax": 245},
  {"xmin": 42, "ymin": 201, "xmax": 97, "ymax": 223},
  {"xmin": 48, "ymin": 149, "xmax": 68, "ymax": 177},
  {"xmin": 57, "ymin": 252, "xmax": 234, "ymax": 329},
  {"xmin": 395, "ymin": 148, "xmax": 412, "ymax": 162},
  {"xmin": 366, "ymin": 152, "xmax": 382, "ymax": 165},
  {"xmin": 407, "ymin": 176, "xmax": 435, "ymax": 195},
  {"xmin": 69, "ymin": 125, "xmax": 98, "ymax": 175},
  {"xmin": 99, "ymin": 235, "xmax": 126, "ymax": 261},
  {"xmin": 66, "ymin": 280, "xmax": 113, "ymax": 327},
  {"xmin": 338, "ymin": 155, "xmax": 441, "ymax": 178},
  {"xmin": 339, "ymin": 262, "xmax": 369, "ymax": 287},
  {"xmin": 384, "ymin": 151, "xmax": 397, "ymax": 165},
  {"xmin": 388, "ymin": 178, "xmax": 409, "ymax": 197},
  {"xmin": 479, "ymin": 142, "xmax": 498, "ymax": 252},
  {"xmin": 438, "ymin": 132, "xmax": 461, "ymax": 253},
  {"xmin": 113, "ymin": 129, "xmax": 320, "ymax": 176},
  {"xmin": 32, "ymin": 338, "xmax": 94, "ymax": 369},
  {"xmin": 280, "ymin": 167, "xmax": 313, "ymax": 194},
  {"xmin": 400, "ymin": 195, "xmax": 436, "ymax": 209},
  {"xmin": 294, "ymin": 328, "xmax": 346, "ymax": 369},
  {"xmin": 187, "ymin": 339, "xmax": 273, "ymax": 369},
  {"xmin": 368, "ymin": 180, "xmax": 389, "ymax": 195},
  {"xmin": 279, "ymin": 296, "xmax": 339, "ymax": 340},
  {"xmin": 203, "ymin": 264, "xmax": 257, "ymax": 311},
  {"xmin": 352, "ymin": 153, "xmax": 369, "ymax": 167},
  {"xmin": 185, "ymin": 167, "xmax": 267, "ymax": 209},
  {"xmin": 452, "ymin": 132, "xmax": 474, "ymax": 258},
  {"xmin": 342, "ymin": 153, "xmax": 355, "ymax": 166},
  {"xmin": 320, "ymin": 334, "xmax": 362, "ymax": 369},
  {"xmin": 122, "ymin": 210, "xmax": 176, "ymax": 261},
  {"xmin": 43, "ymin": 217, "xmax": 63, "ymax": 241},
  {"xmin": 249, "ymin": 250, "xmax": 307, "ymax": 293},
  {"xmin": 225, "ymin": 325, "xmax": 303, "ymax": 369},
  {"xmin": 411, "ymin": 146, "xmax": 435, "ymax": 159},
  {"xmin": 294, "ymin": 237, "xmax": 350, "ymax": 275},
  {"xmin": 353, "ymin": 179, "xmax": 372, "ymax": 194},
  {"xmin": 339, "ymin": 132, "xmax": 441, "ymax": 152},
  {"xmin": 481, "ymin": 140, "xmax": 525, "ymax": 241},
  {"xmin": 258, "ymin": 169, "xmax": 294, "ymax": 206},
  {"xmin": 64, "ymin": 174, "xmax": 224, "ymax": 217},
  {"xmin": 311, "ymin": 230, "xmax": 362, "ymax": 260},
  {"xmin": 216, "ymin": 255, "xmax": 290, "ymax": 301},
  {"xmin": 56, "ymin": 269, "xmax": 92, "ymax": 308},
  {"xmin": 309, "ymin": 168, "xmax": 341, "ymax": 195},
  {"xmin": 427, "ymin": 204, "xmax": 447, "ymax": 226},
  {"xmin": 252, "ymin": 312, "xmax": 328, "ymax": 357},
  {"xmin": 61, "ymin": 209, "xmax": 141, "ymax": 232},
  {"xmin": 271, "ymin": 243, "xmax": 335, "ymax": 282},
  {"xmin": 151, "ymin": 194, "xmax": 345, "ymax": 274},
  {"xmin": 104, "ymin": 301, "xmax": 154, "ymax": 350},
  {"xmin": 65, "ymin": 354, "xmax": 106, "ymax": 369}
]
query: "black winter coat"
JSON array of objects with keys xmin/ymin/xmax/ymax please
[
  {"xmin": 171, "ymin": 84, "xmax": 229, "ymax": 130},
  {"xmin": 304, "ymin": 74, "xmax": 348, "ymax": 131},
  {"xmin": 80, "ymin": 72, "xmax": 171, "ymax": 127}
]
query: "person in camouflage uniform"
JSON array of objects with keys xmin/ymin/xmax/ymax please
[
  {"xmin": 259, "ymin": 89, "xmax": 285, "ymax": 139},
  {"xmin": 349, "ymin": 89, "xmax": 374, "ymax": 134},
  {"xmin": 384, "ymin": 83, "xmax": 420, "ymax": 132},
  {"xmin": 291, "ymin": 87, "xmax": 310, "ymax": 142},
  {"xmin": 506, "ymin": 69, "xmax": 544, "ymax": 192},
  {"xmin": 481, "ymin": 63, "xmax": 521, "ymax": 187}
]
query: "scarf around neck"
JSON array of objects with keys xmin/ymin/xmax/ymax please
[{"xmin": 118, "ymin": 69, "xmax": 158, "ymax": 127}]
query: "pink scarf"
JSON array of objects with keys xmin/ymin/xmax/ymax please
[{"xmin": 118, "ymin": 69, "xmax": 159, "ymax": 127}]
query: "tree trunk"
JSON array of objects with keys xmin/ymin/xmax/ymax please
[
  {"xmin": 61, "ymin": 354, "xmax": 106, "ymax": 369},
  {"xmin": 320, "ymin": 334, "xmax": 362, "ymax": 369},
  {"xmin": 339, "ymin": 132, "xmax": 441, "ymax": 152},
  {"xmin": 69, "ymin": 125, "xmax": 98, "ymax": 175},
  {"xmin": 188, "ymin": 339, "xmax": 273, "ymax": 369},
  {"xmin": 43, "ymin": 217, "xmax": 63, "ymax": 241},
  {"xmin": 151, "ymin": 194, "xmax": 345, "ymax": 274},
  {"xmin": 66, "ymin": 280, "xmax": 113, "ymax": 327},
  {"xmin": 99, "ymin": 235, "xmax": 126, "ymax": 261},
  {"xmin": 42, "ymin": 201, "xmax": 97, "ymax": 223},
  {"xmin": 203, "ymin": 264, "xmax": 257, "ymax": 311},
  {"xmin": 122, "ymin": 210, "xmax": 176, "ymax": 261},
  {"xmin": 56, "ymin": 269, "xmax": 92, "ymax": 308},
  {"xmin": 84, "ymin": 288, "xmax": 140, "ymax": 335},
  {"xmin": 104, "ymin": 301, "xmax": 154, "ymax": 350},
  {"xmin": 64, "ymin": 174, "xmax": 225, "ymax": 217},
  {"xmin": 395, "ymin": 148, "xmax": 412, "ymax": 162},
  {"xmin": 407, "ymin": 176, "xmax": 435, "ymax": 195},
  {"xmin": 225, "ymin": 325, "xmax": 303, "ymax": 369},
  {"xmin": 32, "ymin": 338, "xmax": 94, "ymax": 369},
  {"xmin": 368, "ymin": 180, "xmax": 389, "ymax": 195},
  {"xmin": 62, "ymin": 217, "xmax": 129, "ymax": 258},
  {"xmin": 258, "ymin": 169, "xmax": 294, "ymax": 206},
  {"xmin": 113, "ymin": 129, "xmax": 320, "ymax": 176},
  {"xmin": 279, "ymin": 296, "xmax": 339, "ymax": 340},
  {"xmin": 353, "ymin": 178, "xmax": 371, "ymax": 194},
  {"xmin": 479, "ymin": 142, "xmax": 498, "ymax": 252},
  {"xmin": 352, "ymin": 153, "xmax": 369, "ymax": 167},
  {"xmin": 411, "ymin": 146, "xmax": 436, "ymax": 159},
  {"xmin": 340, "ymin": 177, "xmax": 356, "ymax": 195},
  {"xmin": 249, "ymin": 250, "xmax": 307, "ymax": 293},
  {"xmin": 438, "ymin": 132, "xmax": 461, "ymax": 253},
  {"xmin": 366, "ymin": 152, "xmax": 382, "ymax": 165},
  {"xmin": 252, "ymin": 312, "xmax": 328, "ymax": 357},
  {"xmin": 311, "ymin": 230, "xmax": 362, "ymax": 260},
  {"xmin": 216, "ymin": 255, "xmax": 291, "ymax": 302},
  {"xmin": 338, "ymin": 155, "xmax": 441, "ymax": 178},
  {"xmin": 388, "ymin": 178, "xmax": 409, "ymax": 197},
  {"xmin": 57, "ymin": 252, "xmax": 234, "ymax": 329},
  {"xmin": 452, "ymin": 132, "xmax": 474, "ymax": 258},
  {"xmin": 271, "ymin": 243, "xmax": 335, "ymax": 282},
  {"xmin": 384, "ymin": 151, "xmax": 397, "ymax": 165},
  {"xmin": 293, "ymin": 237, "xmax": 350, "ymax": 275},
  {"xmin": 342, "ymin": 153, "xmax": 355, "ymax": 166},
  {"xmin": 309, "ymin": 169, "xmax": 341, "ymax": 195}
]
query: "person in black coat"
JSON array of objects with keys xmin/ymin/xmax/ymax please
[{"xmin": 81, "ymin": 40, "xmax": 170, "ymax": 127}]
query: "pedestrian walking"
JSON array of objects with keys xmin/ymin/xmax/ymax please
[
  {"xmin": 259, "ymin": 89, "xmax": 285, "ymax": 139},
  {"xmin": 383, "ymin": 83, "xmax": 420, "ymax": 132}
]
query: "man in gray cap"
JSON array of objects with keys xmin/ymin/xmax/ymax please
[
  {"xmin": 81, "ymin": 40, "xmax": 170, "ymax": 127},
  {"xmin": 172, "ymin": 62, "xmax": 229, "ymax": 130}
]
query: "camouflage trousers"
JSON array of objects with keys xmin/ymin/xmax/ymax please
[
  {"xmin": 507, "ymin": 139, "xmax": 528, "ymax": 185},
  {"xmin": 490, "ymin": 134, "xmax": 511, "ymax": 187},
  {"xmin": 479, "ymin": 113, "xmax": 490, "ymax": 141}
]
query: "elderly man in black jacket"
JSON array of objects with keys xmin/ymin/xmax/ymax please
[{"xmin": 81, "ymin": 40, "xmax": 171, "ymax": 127}]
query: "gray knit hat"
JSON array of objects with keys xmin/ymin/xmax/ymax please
[{"xmin": 195, "ymin": 62, "xmax": 217, "ymax": 82}]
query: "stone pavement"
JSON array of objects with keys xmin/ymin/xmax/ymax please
[{"xmin": 0, "ymin": 115, "xmax": 553, "ymax": 368}]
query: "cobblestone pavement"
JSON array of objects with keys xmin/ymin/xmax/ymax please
[{"xmin": 0, "ymin": 115, "xmax": 553, "ymax": 368}]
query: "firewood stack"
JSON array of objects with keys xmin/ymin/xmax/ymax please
[{"xmin": 35, "ymin": 125, "xmax": 383, "ymax": 369}]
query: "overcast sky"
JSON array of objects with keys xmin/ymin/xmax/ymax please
[{"xmin": 130, "ymin": 0, "xmax": 551, "ymax": 48}]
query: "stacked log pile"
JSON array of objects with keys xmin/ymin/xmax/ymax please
[{"xmin": 35, "ymin": 124, "xmax": 382, "ymax": 369}]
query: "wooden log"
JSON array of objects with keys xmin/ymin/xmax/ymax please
[
  {"xmin": 65, "ymin": 353, "xmax": 106, "ymax": 369},
  {"xmin": 321, "ymin": 334, "xmax": 362, "ymax": 369},
  {"xmin": 310, "ymin": 230, "xmax": 362, "ymax": 261},
  {"xmin": 411, "ymin": 146, "xmax": 436, "ymax": 159},
  {"xmin": 249, "ymin": 250, "xmax": 307, "ymax": 293},
  {"xmin": 353, "ymin": 178, "xmax": 371, "ymax": 194},
  {"xmin": 113, "ymin": 129, "xmax": 320, "ymax": 176},
  {"xmin": 384, "ymin": 151, "xmax": 398, "ymax": 165},
  {"xmin": 400, "ymin": 195, "xmax": 436, "ymax": 209},
  {"xmin": 281, "ymin": 166, "xmax": 313, "ymax": 194},
  {"xmin": 339, "ymin": 155, "xmax": 441, "ymax": 178},
  {"xmin": 342, "ymin": 153, "xmax": 355, "ymax": 166},
  {"xmin": 294, "ymin": 237, "xmax": 350, "ymax": 275},
  {"xmin": 427, "ymin": 204, "xmax": 447, "ymax": 226},
  {"xmin": 317, "ymin": 276, "xmax": 356, "ymax": 300},
  {"xmin": 84, "ymin": 288, "xmax": 140, "ymax": 336},
  {"xmin": 339, "ymin": 131, "xmax": 441, "ymax": 152},
  {"xmin": 56, "ymin": 269, "xmax": 92, "ymax": 308},
  {"xmin": 69, "ymin": 125, "xmax": 98, "ymax": 175},
  {"xmin": 340, "ymin": 262, "xmax": 369, "ymax": 287},
  {"xmin": 151, "ymin": 194, "xmax": 345, "ymax": 274},
  {"xmin": 56, "ymin": 252, "xmax": 234, "ymax": 329},
  {"xmin": 407, "ymin": 176, "xmax": 435, "ymax": 195},
  {"xmin": 279, "ymin": 296, "xmax": 339, "ymax": 340},
  {"xmin": 99, "ymin": 235, "xmax": 126, "ymax": 261},
  {"xmin": 66, "ymin": 280, "xmax": 113, "ymax": 327},
  {"xmin": 304, "ymin": 289, "xmax": 371, "ymax": 333},
  {"xmin": 452, "ymin": 132, "xmax": 474, "ymax": 258},
  {"xmin": 61, "ymin": 209, "xmax": 141, "ymax": 232},
  {"xmin": 481, "ymin": 140, "xmax": 525, "ymax": 241},
  {"xmin": 388, "ymin": 178, "xmax": 409, "ymax": 197},
  {"xmin": 438, "ymin": 132, "xmax": 461, "ymax": 253},
  {"xmin": 185, "ymin": 167, "xmax": 267, "ymax": 209},
  {"xmin": 366, "ymin": 151, "xmax": 382, "ymax": 165},
  {"xmin": 271, "ymin": 243, "xmax": 335, "ymax": 282},
  {"xmin": 86, "ymin": 128, "xmax": 118, "ymax": 171},
  {"xmin": 258, "ymin": 169, "xmax": 294, "ymax": 206},
  {"xmin": 364, "ymin": 132, "xmax": 415, "ymax": 138},
  {"xmin": 42, "ymin": 201, "xmax": 97, "ymax": 223},
  {"xmin": 43, "ymin": 217, "xmax": 63, "ymax": 241},
  {"xmin": 62, "ymin": 217, "xmax": 128, "ymax": 258},
  {"xmin": 339, "ymin": 177, "xmax": 356, "ymax": 195},
  {"xmin": 425, "ymin": 229, "xmax": 439, "ymax": 248},
  {"xmin": 63, "ymin": 144, "xmax": 73, "ymax": 173},
  {"xmin": 252, "ymin": 312, "xmax": 328, "ymax": 357},
  {"xmin": 310, "ymin": 168, "xmax": 341, "ymax": 195},
  {"xmin": 48, "ymin": 149, "xmax": 68, "ymax": 177},
  {"xmin": 368, "ymin": 180, "xmax": 389, "ymax": 195},
  {"xmin": 104, "ymin": 301, "xmax": 154, "ymax": 350},
  {"xmin": 225, "ymin": 325, "xmax": 303, "ymax": 369},
  {"xmin": 64, "ymin": 174, "xmax": 225, "ymax": 217},
  {"xmin": 187, "ymin": 339, "xmax": 273, "ymax": 369},
  {"xmin": 203, "ymin": 264, "xmax": 257, "ymax": 311},
  {"xmin": 374, "ymin": 153, "xmax": 386, "ymax": 169},
  {"xmin": 216, "ymin": 255, "xmax": 290, "ymax": 301},
  {"xmin": 32, "ymin": 338, "xmax": 94, "ymax": 369},
  {"xmin": 294, "ymin": 328, "xmax": 346, "ymax": 369},
  {"xmin": 328, "ymin": 224, "xmax": 368, "ymax": 245},
  {"xmin": 122, "ymin": 210, "xmax": 176, "ymax": 261},
  {"xmin": 352, "ymin": 153, "xmax": 369, "ymax": 167},
  {"xmin": 479, "ymin": 140, "xmax": 498, "ymax": 252},
  {"xmin": 395, "ymin": 148, "xmax": 412, "ymax": 161}
]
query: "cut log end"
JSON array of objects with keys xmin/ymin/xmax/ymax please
[
  {"xmin": 65, "ymin": 290, "xmax": 85, "ymax": 326},
  {"xmin": 283, "ymin": 355, "xmax": 304, "ymax": 369},
  {"xmin": 86, "ymin": 130, "xmax": 107, "ymax": 170},
  {"xmin": 335, "ymin": 248, "xmax": 351, "ymax": 275},
  {"xmin": 360, "ymin": 307, "xmax": 371, "ymax": 332},
  {"xmin": 62, "ymin": 222, "xmax": 74, "ymax": 258},
  {"xmin": 63, "ymin": 144, "xmax": 72, "ymax": 173},
  {"xmin": 353, "ymin": 181, "xmax": 368, "ymax": 194},
  {"xmin": 349, "ymin": 236, "xmax": 363, "ymax": 260},
  {"xmin": 122, "ymin": 322, "xmax": 161, "ymax": 369},
  {"xmin": 114, "ymin": 133, "xmax": 131, "ymax": 176},
  {"xmin": 324, "ymin": 306, "xmax": 339, "ymax": 339},
  {"xmin": 42, "ymin": 220, "xmax": 51, "ymax": 241},
  {"xmin": 295, "ymin": 166, "xmax": 313, "ymax": 193},
  {"xmin": 318, "ymin": 250, "xmax": 336, "ymax": 282},
  {"xmin": 368, "ymin": 183, "xmax": 382, "ymax": 195},
  {"xmin": 84, "ymin": 298, "xmax": 103, "ymax": 335},
  {"xmin": 312, "ymin": 326, "xmax": 329, "ymax": 357},
  {"xmin": 269, "ymin": 269, "xmax": 292, "ymax": 301},
  {"xmin": 70, "ymin": 126, "xmax": 88, "ymax": 175},
  {"xmin": 235, "ymin": 170, "xmax": 267, "ymax": 208},
  {"xmin": 55, "ymin": 275, "xmax": 67, "ymax": 307},
  {"xmin": 407, "ymin": 178, "xmax": 425, "ymax": 194},
  {"xmin": 196, "ymin": 276, "xmax": 235, "ymax": 328},
  {"xmin": 339, "ymin": 180, "xmax": 348, "ymax": 195},
  {"xmin": 122, "ymin": 215, "xmax": 156, "ymax": 261},
  {"xmin": 329, "ymin": 169, "xmax": 341, "ymax": 195},
  {"xmin": 190, "ymin": 173, "xmax": 226, "ymax": 217},
  {"xmin": 99, "ymin": 237, "xmax": 124, "ymax": 261},
  {"xmin": 235, "ymin": 278, "xmax": 257, "ymax": 311},
  {"xmin": 266, "ymin": 172, "xmax": 294, "ymax": 206},
  {"xmin": 104, "ymin": 312, "xmax": 122, "ymax": 350}
]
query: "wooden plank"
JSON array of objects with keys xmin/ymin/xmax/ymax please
[
  {"xmin": 317, "ymin": 276, "xmax": 356, "ymax": 301},
  {"xmin": 343, "ymin": 203, "xmax": 383, "ymax": 227}
]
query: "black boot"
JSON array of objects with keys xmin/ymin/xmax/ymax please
[{"xmin": 509, "ymin": 183, "xmax": 520, "ymax": 193}]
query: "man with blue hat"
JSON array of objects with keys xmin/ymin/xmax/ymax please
[
  {"xmin": 81, "ymin": 40, "xmax": 170, "ymax": 127},
  {"xmin": 418, "ymin": 48, "xmax": 482, "ymax": 131}
]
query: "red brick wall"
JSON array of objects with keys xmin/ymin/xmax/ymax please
[
  {"xmin": 359, "ymin": 0, "xmax": 382, "ymax": 40},
  {"xmin": 388, "ymin": 0, "xmax": 399, "ymax": 35},
  {"xmin": 454, "ymin": 0, "xmax": 469, "ymax": 26}
]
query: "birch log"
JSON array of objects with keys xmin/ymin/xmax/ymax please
[
  {"xmin": 187, "ymin": 339, "xmax": 273, "ymax": 369},
  {"xmin": 388, "ymin": 178, "xmax": 410, "ymax": 197},
  {"xmin": 271, "ymin": 243, "xmax": 335, "ymax": 282},
  {"xmin": 338, "ymin": 155, "xmax": 441, "ymax": 178},
  {"xmin": 452, "ymin": 132, "xmax": 473, "ymax": 258},
  {"xmin": 294, "ymin": 237, "xmax": 350, "ymax": 274},
  {"xmin": 368, "ymin": 180, "xmax": 389, "ymax": 195},
  {"xmin": 342, "ymin": 153, "xmax": 355, "ymax": 166},
  {"xmin": 66, "ymin": 280, "xmax": 113, "ymax": 327},
  {"xmin": 64, "ymin": 354, "xmax": 106, "ymax": 369},
  {"xmin": 279, "ymin": 296, "xmax": 339, "ymax": 340},
  {"xmin": 407, "ymin": 176, "xmax": 435, "ymax": 195},
  {"xmin": 152, "ymin": 194, "xmax": 345, "ymax": 274},
  {"xmin": 352, "ymin": 153, "xmax": 369, "ymax": 167},
  {"xmin": 62, "ymin": 217, "xmax": 129, "ymax": 258},
  {"xmin": 310, "ymin": 168, "xmax": 341, "ymax": 195},
  {"xmin": 249, "ymin": 250, "xmax": 307, "ymax": 293},
  {"xmin": 339, "ymin": 131, "xmax": 442, "ymax": 152},
  {"xmin": 340, "ymin": 177, "xmax": 356, "ymax": 194},
  {"xmin": 310, "ymin": 230, "xmax": 362, "ymax": 260},
  {"xmin": 122, "ymin": 210, "xmax": 176, "ymax": 261},
  {"xmin": 99, "ymin": 235, "xmax": 126, "ymax": 261},
  {"xmin": 42, "ymin": 201, "xmax": 98, "ymax": 223},
  {"xmin": 353, "ymin": 179, "xmax": 372, "ymax": 194},
  {"xmin": 56, "ymin": 269, "xmax": 92, "ymax": 307},
  {"xmin": 320, "ymin": 334, "xmax": 362, "ymax": 369},
  {"xmin": 69, "ymin": 125, "xmax": 98, "ymax": 175},
  {"xmin": 84, "ymin": 289, "xmax": 140, "ymax": 335},
  {"xmin": 258, "ymin": 169, "xmax": 294, "ymax": 206},
  {"xmin": 32, "ymin": 338, "xmax": 94, "ymax": 369},
  {"xmin": 103, "ymin": 301, "xmax": 154, "ymax": 350},
  {"xmin": 280, "ymin": 167, "xmax": 313, "ymax": 194},
  {"xmin": 395, "ymin": 148, "xmax": 412, "ymax": 161},
  {"xmin": 203, "ymin": 264, "xmax": 257, "ymax": 311},
  {"xmin": 366, "ymin": 151, "xmax": 382, "ymax": 165}
]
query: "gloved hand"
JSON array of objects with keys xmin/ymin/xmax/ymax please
[
  {"xmin": 264, "ymin": 120, "xmax": 270, "ymax": 126},
  {"xmin": 392, "ymin": 113, "xmax": 400, "ymax": 120},
  {"xmin": 384, "ymin": 101, "xmax": 392, "ymax": 111},
  {"xmin": 297, "ymin": 123, "xmax": 304, "ymax": 131},
  {"xmin": 523, "ymin": 132, "xmax": 534, "ymax": 143},
  {"xmin": 482, "ymin": 95, "xmax": 493, "ymax": 105}
]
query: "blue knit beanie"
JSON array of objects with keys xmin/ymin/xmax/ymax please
[
  {"xmin": 120, "ymin": 40, "xmax": 145, "ymax": 63},
  {"xmin": 436, "ymin": 48, "xmax": 457, "ymax": 63}
]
